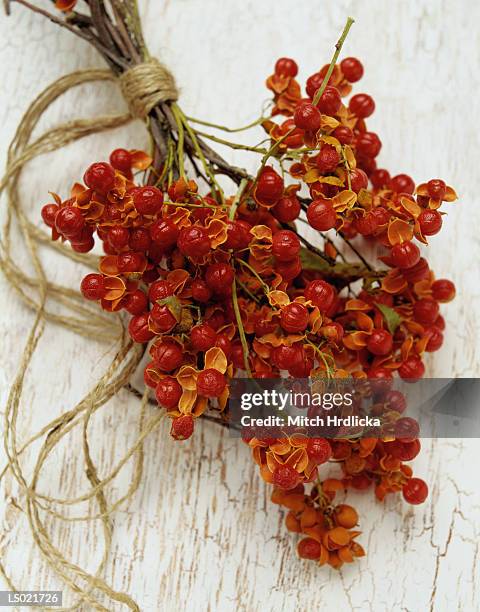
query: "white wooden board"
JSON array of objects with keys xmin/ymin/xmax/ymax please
[{"xmin": 1, "ymin": 1, "xmax": 479, "ymax": 610}]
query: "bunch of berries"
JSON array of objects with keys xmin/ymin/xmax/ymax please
[{"xmin": 40, "ymin": 52, "xmax": 457, "ymax": 568}]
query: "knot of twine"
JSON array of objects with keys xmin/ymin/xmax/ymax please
[{"xmin": 119, "ymin": 58, "xmax": 178, "ymax": 119}]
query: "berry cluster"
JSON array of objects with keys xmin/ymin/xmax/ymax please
[{"xmin": 40, "ymin": 51, "xmax": 457, "ymax": 567}]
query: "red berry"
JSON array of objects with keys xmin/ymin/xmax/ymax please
[
  {"xmin": 273, "ymin": 465, "xmax": 300, "ymax": 490},
  {"xmin": 236, "ymin": 220, "xmax": 253, "ymax": 247},
  {"xmin": 316, "ymin": 86, "xmax": 341, "ymax": 115},
  {"xmin": 349, "ymin": 168, "xmax": 369, "ymax": 193},
  {"xmin": 55, "ymin": 206, "xmax": 85, "ymax": 237},
  {"xmin": 425, "ymin": 326, "xmax": 443, "ymax": 352},
  {"xmin": 355, "ymin": 211, "xmax": 379, "ymax": 236},
  {"xmin": 231, "ymin": 341, "xmax": 248, "ymax": 369},
  {"xmin": 272, "ymin": 230, "xmax": 300, "ymax": 262},
  {"xmin": 206, "ymin": 311, "xmax": 226, "ymax": 331},
  {"xmin": 349, "ymin": 94, "xmax": 375, "ymax": 118},
  {"xmin": 205, "ymin": 263, "xmax": 234, "ymax": 293},
  {"xmin": 197, "ymin": 368, "xmax": 226, "ymax": 397},
  {"xmin": 357, "ymin": 155, "xmax": 377, "ymax": 176},
  {"xmin": 293, "ymin": 102, "xmax": 321, "ymax": 131},
  {"xmin": 83, "ymin": 162, "xmax": 115, "ymax": 193},
  {"xmin": 151, "ymin": 340, "xmax": 183, "ymax": 371},
  {"xmin": 385, "ymin": 390, "xmax": 407, "ymax": 413},
  {"xmin": 304, "ymin": 280, "xmax": 336, "ymax": 312},
  {"xmin": 288, "ymin": 349, "xmax": 313, "ymax": 378},
  {"xmin": 297, "ymin": 538, "xmax": 322, "ymax": 560},
  {"xmin": 355, "ymin": 132, "xmax": 382, "ymax": 158},
  {"xmin": 133, "ymin": 186, "xmax": 163, "ymax": 216},
  {"xmin": 305, "ymin": 73, "xmax": 324, "ymax": 98},
  {"xmin": 413, "ymin": 299, "xmax": 439, "ymax": 325},
  {"xmin": 170, "ymin": 415, "xmax": 194, "ymax": 441},
  {"xmin": 367, "ymin": 367, "xmax": 393, "ymax": 394},
  {"xmin": 398, "ymin": 356, "xmax": 425, "ymax": 380},
  {"xmin": 275, "ymin": 57, "xmax": 298, "ymax": 77},
  {"xmin": 395, "ymin": 417, "xmax": 421, "ymax": 441},
  {"xmin": 427, "ymin": 179, "xmax": 446, "ymax": 200},
  {"xmin": 190, "ymin": 279, "xmax": 212, "ymax": 303},
  {"xmin": 418, "ymin": 209, "xmax": 442, "ymax": 236},
  {"xmin": 149, "ymin": 303, "xmax": 177, "ymax": 333},
  {"xmin": 191, "ymin": 323, "xmax": 217, "ymax": 351},
  {"xmin": 367, "ymin": 329, "xmax": 393, "ymax": 356},
  {"xmin": 150, "ymin": 219, "xmax": 179, "ymax": 248},
  {"xmin": 306, "ymin": 438, "xmax": 332, "ymax": 464},
  {"xmin": 280, "ymin": 302, "xmax": 309, "ymax": 333},
  {"xmin": 144, "ymin": 361, "xmax": 159, "ymax": 389},
  {"xmin": 41, "ymin": 203, "xmax": 59, "ymax": 228},
  {"xmin": 370, "ymin": 168, "xmax": 391, "ymax": 189},
  {"xmin": 275, "ymin": 257, "xmax": 302, "ymax": 282},
  {"xmin": 316, "ymin": 144, "xmax": 340, "ymax": 172},
  {"xmin": 80, "ymin": 273, "xmax": 105, "ymax": 301},
  {"xmin": 70, "ymin": 229, "xmax": 95, "ymax": 253},
  {"xmin": 155, "ymin": 376, "xmax": 182, "ymax": 409},
  {"xmin": 389, "ymin": 174, "xmax": 415, "ymax": 195},
  {"xmin": 402, "ymin": 477, "xmax": 428, "ymax": 504},
  {"xmin": 271, "ymin": 344, "xmax": 298, "ymax": 370},
  {"xmin": 224, "ymin": 220, "xmax": 252, "ymax": 250},
  {"xmin": 117, "ymin": 252, "xmax": 146, "ymax": 274},
  {"xmin": 129, "ymin": 227, "xmax": 151, "ymax": 252},
  {"xmin": 215, "ymin": 333, "xmax": 232, "ymax": 358},
  {"xmin": 431, "ymin": 279, "xmax": 455, "ymax": 303},
  {"xmin": 148, "ymin": 280, "xmax": 173, "ymax": 303},
  {"xmin": 177, "ymin": 226, "xmax": 211, "ymax": 258},
  {"xmin": 107, "ymin": 226, "xmax": 130, "ymax": 251},
  {"xmin": 124, "ymin": 289, "xmax": 148, "ymax": 315},
  {"xmin": 332, "ymin": 125, "xmax": 354, "ymax": 145},
  {"xmin": 128, "ymin": 312, "xmax": 155, "ymax": 343},
  {"xmin": 307, "ymin": 198, "xmax": 337, "ymax": 231},
  {"xmin": 272, "ymin": 196, "xmax": 301, "ymax": 223},
  {"xmin": 109, "ymin": 148, "xmax": 132, "ymax": 174},
  {"xmin": 255, "ymin": 168, "xmax": 284, "ymax": 206},
  {"xmin": 391, "ymin": 241, "xmax": 421, "ymax": 269},
  {"xmin": 340, "ymin": 57, "xmax": 364, "ymax": 82},
  {"xmin": 401, "ymin": 257, "xmax": 430, "ymax": 283}
]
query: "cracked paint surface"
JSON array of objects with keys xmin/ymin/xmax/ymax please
[{"xmin": 0, "ymin": 0, "xmax": 479, "ymax": 610}]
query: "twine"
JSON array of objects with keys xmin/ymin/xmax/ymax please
[
  {"xmin": 0, "ymin": 66, "xmax": 173, "ymax": 610},
  {"xmin": 119, "ymin": 58, "xmax": 178, "ymax": 119}
]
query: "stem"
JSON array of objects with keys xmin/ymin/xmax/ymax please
[
  {"xmin": 232, "ymin": 273, "xmax": 252, "ymax": 377},
  {"xmin": 171, "ymin": 104, "xmax": 185, "ymax": 178},
  {"xmin": 186, "ymin": 115, "xmax": 266, "ymax": 133},
  {"xmin": 196, "ymin": 130, "xmax": 267, "ymax": 154},
  {"xmin": 228, "ymin": 178, "xmax": 248, "ymax": 220},
  {"xmin": 341, "ymin": 147, "xmax": 352, "ymax": 191},
  {"xmin": 312, "ymin": 17, "xmax": 355, "ymax": 106},
  {"xmin": 305, "ymin": 340, "xmax": 335, "ymax": 378},
  {"xmin": 173, "ymin": 103, "xmax": 225, "ymax": 199},
  {"xmin": 338, "ymin": 232, "xmax": 373, "ymax": 270},
  {"xmin": 258, "ymin": 128, "xmax": 295, "ymax": 174},
  {"xmin": 12, "ymin": 0, "xmax": 129, "ymax": 71},
  {"xmin": 237, "ymin": 278, "xmax": 260, "ymax": 303},
  {"xmin": 235, "ymin": 258, "xmax": 270, "ymax": 295}
]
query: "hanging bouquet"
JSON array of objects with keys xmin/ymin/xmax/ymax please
[{"xmin": 2, "ymin": 0, "xmax": 458, "ymax": 588}]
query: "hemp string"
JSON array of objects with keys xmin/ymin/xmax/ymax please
[{"xmin": 0, "ymin": 61, "xmax": 179, "ymax": 610}]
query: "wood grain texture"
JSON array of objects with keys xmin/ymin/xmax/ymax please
[{"xmin": 1, "ymin": 1, "xmax": 479, "ymax": 610}]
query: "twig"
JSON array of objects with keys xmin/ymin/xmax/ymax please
[{"xmin": 312, "ymin": 17, "xmax": 355, "ymax": 106}]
